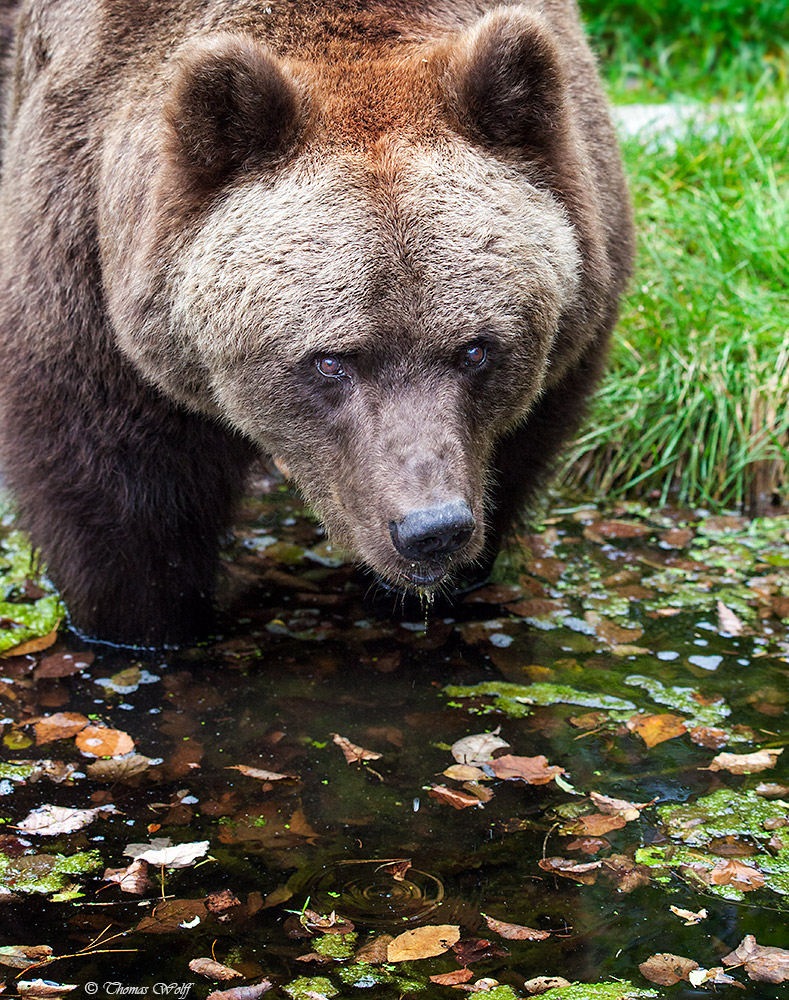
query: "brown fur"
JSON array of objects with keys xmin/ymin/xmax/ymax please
[{"xmin": 0, "ymin": 0, "xmax": 633, "ymax": 645}]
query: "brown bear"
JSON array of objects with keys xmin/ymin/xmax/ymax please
[{"xmin": 0, "ymin": 0, "xmax": 633, "ymax": 646}]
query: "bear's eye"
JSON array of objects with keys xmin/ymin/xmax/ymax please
[
  {"xmin": 463, "ymin": 344, "xmax": 487, "ymax": 368},
  {"xmin": 316, "ymin": 355, "xmax": 344, "ymax": 378}
]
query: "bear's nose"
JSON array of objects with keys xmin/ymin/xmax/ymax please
[{"xmin": 389, "ymin": 500, "xmax": 475, "ymax": 561}]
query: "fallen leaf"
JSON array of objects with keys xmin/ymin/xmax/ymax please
[
  {"xmin": 488, "ymin": 754, "xmax": 565, "ymax": 784},
  {"xmin": 600, "ymin": 854, "xmax": 651, "ymax": 892},
  {"xmin": 450, "ymin": 729, "xmax": 509, "ymax": 766},
  {"xmin": 627, "ymin": 713, "xmax": 687, "ymax": 747},
  {"xmin": 709, "ymin": 858, "xmax": 764, "ymax": 891},
  {"xmin": 103, "ymin": 858, "xmax": 152, "ymax": 895},
  {"xmin": 331, "ymin": 733, "xmax": 382, "ymax": 764},
  {"xmin": 589, "ymin": 791, "xmax": 649, "ymax": 821},
  {"xmin": 375, "ymin": 859, "xmax": 411, "ymax": 881},
  {"xmin": 717, "ymin": 600, "xmax": 744, "ymax": 635},
  {"xmin": 33, "ymin": 713, "xmax": 90, "ymax": 745},
  {"xmin": 206, "ymin": 889, "xmax": 241, "ymax": 913},
  {"xmin": 387, "ymin": 925, "xmax": 460, "ymax": 962},
  {"xmin": 594, "ymin": 519, "xmax": 651, "ymax": 539},
  {"xmin": 75, "ymin": 725, "xmax": 134, "ymax": 757},
  {"xmin": 722, "ymin": 935, "xmax": 789, "ymax": 983},
  {"xmin": 522, "ymin": 977, "xmax": 571, "ymax": 994},
  {"xmin": 86, "ymin": 753, "xmax": 157, "ymax": 782},
  {"xmin": 707, "ymin": 748, "xmax": 783, "ymax": 774},
  {"xmin": 189, "ymin": 958, "xmax": 242, "ymax": 981},
  {"xmin": 226, "ymin": 765, "xmax": 298, "ymax": 781},
  {"xmin": 354, "ymin": 934, "xmax": 393, "ymax": 964},
  {"xmin": 206, "ymin": 983, "xmax": 273, "ymax": 1000},
  {"xmin": 34, "ymin": 652, "xmax": 94, "ymax": 678},
  {"xmin": 689, "ymin": 726, "xmax": 728, "ymax": 749},
  {"xmin": 430, "ymin": 969, "xmax": 474, "ymax": 985},
  {"xmin": 17, "ymin": 805, "xmax": 104, "ymax": 836},
  {"xmin": 123, "ymin": 838, "xmax": 210, "ymax": 868},
  {"xmin": 537, "ymin": 858, "xmax": 601, "ymax": 884},
  {"xmin": 0, "ymin": 945, "xmax": 53, "ymax": 970},
  {"xmin": 669, "ymin": 905, "xmax": 708, "ymax": 925},
  {"xmin": 428, "ymin": 785, "xmax": 483, "ymax": 809},
  {"xmin": 17, "ymin": 981, "xmax": 77, "ymax": 998},
  {"xmin": 639, "ymin": 953, "xmax": 700, "ymax": 986},
  {"xmin": 2, "ymin": 626, "xmax": 60, "ymax": 658},
  {"xmin": 443, "ymin": 764, "xmax": 489, "ymax": 782},
  {"xmin": 564, "ymin": 813, "xmax": 627, "ymax": 837},
  {"xmin": 135, "ymin": 899, "xmax": 207, "ymax": 934},
  {"xmin": 482, "ymin": 915, "xmax": 550, "ymax": 941},
  {"xmin": 299, "ymin": 909, "xmax": 354, "ymax": 935},
  {"xmin": 452, "ymin": 939, "xmax": 509, "ymax": 966},
  {"xmin": 755, "ymin": 782, "xmax": 789, "ymax": 798},
  {"xmin": 688, "ymin": 967, "xmax": 744, "ymax": 989}
]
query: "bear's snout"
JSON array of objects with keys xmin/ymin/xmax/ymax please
[{"xmin": 389, "ymin": 499, "xmax": 475, "ymax": 569}]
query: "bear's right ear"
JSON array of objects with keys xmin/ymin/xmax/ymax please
[
  {"xmin": 163, "ymin": 33, "xmax": 303, "ymax": 191},
  {"xmin": 444, "ymin": 7, "xmax": 569, "ymax": 153}
]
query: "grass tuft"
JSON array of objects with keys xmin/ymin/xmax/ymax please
[{"xmin": 561, "ymin": 101, "xmax": 789, "ymax": 510}]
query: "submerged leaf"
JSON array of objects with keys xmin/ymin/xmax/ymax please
[
  {"xmin": 387, "ymin": 924, "xmax": 460, "ymax": 962},
  {"xmin": 450, "ymin": 729, "xmax": 509, "ymax": 766},
  {"xmin": 482, "ymin": 915, "xmax": 550, "ymax": 941},
  {"xmin": 123, "ymin": 838, "xmax": 210, "ymax": 868},
  {"xmin": 722, "ymin": 935, "xmax": 789, "ymax": 983},
  {"xmin": 189, "ymin": 958, "xmax": 242, "ymax": 981},
  {"xmin": 331, "ymin": 733, "xmax": 382, "ymax": 764}
]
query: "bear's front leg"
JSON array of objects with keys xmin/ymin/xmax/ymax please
[{"xmin": 1, "ymin": 361, "xmax": 256, "ymax": 647}]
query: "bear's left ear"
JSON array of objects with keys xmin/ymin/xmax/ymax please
[
  {"xmin": 163, "ymin": 33, "xmax": 304, "ymax": 191},
  {"xmin": 443, "ymin": 7, "xmax": 568, "ymax": 152}
]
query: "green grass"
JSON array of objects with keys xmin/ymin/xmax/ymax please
[
  {"xmin": 580, "ymin": 0, "xmax": 789, "ymax": 102},
  {"xmin": 561, "ymin": 100, "xmax": 789, "ymax": 510}
]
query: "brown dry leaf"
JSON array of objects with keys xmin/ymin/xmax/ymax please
[
  {"xmin": 17, "ymin": 982, "xmax": 77, "ymax": 998},
  {"xmin": 589, "ymin": 791, "xmax": 649, "ymax": 821},
  {"xmin": 103, "ymin": 858, "xmax": 152, "ymax": 895},
  {"xmin": 565, "ymin": 837, "xmax": 609, "ymax": 854},
  {"xmin": 669, "ymin": 905, "xmax": 708, "ymax": 925},
  {"xmin": 565, "ymin": 813, "xmax": 627, "ymax": 837},
  {"xmin": 75, "ymin": 725, "xmax": 135, "ymax": 757},
  {"xmin": 0, "ymin": 945, "xmax": 53, "ymax": 970},
  {"xmin": 722, "ymin": 935, "xmax": 789, "ymax": 983},
  {"xmin": 537, "ymin": 858, "xmax": 601, "ymax": 884},
  {"xmin": 135, "ymin": 899, "xmax": 207, "ymax": 934},
  {"xmin": 331, "ymin": 733, "xmax": 382, "ymax": 764},
  {"xmin": 387, "ymin": 925, "xmax": 460, "ymax": 962},
  {"xmin": 429, "ymin": 969, "xmax": 474, "ymax": 985},
  {"xmin": 717, "ymin": 600, "xmax": 745, "ymax": 635},
  {"xmin": 594, "ymin": 519, "xmax": 651, "ymax": 539},
  {"xmin": 188, "ymin": 958, "xmax": 242, "ymax": 981},
  {"xmin": 462, "ymin": 781, "xmax": 494, "ymax": 803},
  {"xmin": 2, "ymin": 626, "xmax": 60, "ymax": 658},
  {"xmin": 206, "ymin": 982, "xmax": 273, "ymax": 1000},
  {"xmin": 709, "ymin": 859, "xmax": 764, "ymax": 891},
  {"xmin": 428, "ymin": 785, "xmax": 483, "ymax": 810},
  {"xmin": 452, "ymin": 939, "xmax": 509, "ymax": 966},
  {"xmin": 299, "ymin": 909, "xmax": 355, "ymax": 935},
  {"xmin": 375, "ymin": 859, "xmax": 411, "ymax": 881},
  {"xmin": 354, "ymin": 934, "xmax": 393, "ymax": 964},
  {"xmin": 17, "ymin": 804, "xmax": 104, "ymax": 836},
  {"xmin": 639, "ymin": 953, "xmax": 700, "ymax": 986},
  {"xmin": 488, "ymin": 754, "xmax": 565, "ymax": 785},
  {"xmin": 627, "ymin": 713, "xmax": 687, "ymax": 748},
  {"xmin": 755, "ymin": 782, "xmax": 789, "ymax": 798},
  {"xmin": 226, "ymin": 765, "xmax": 297, "ymax": 781},
  {"xmin": 522, "ymin": 977, "xmax": 571, "ymax": 995},
  {"xmin": 600, "ymin": 854, "xmax": 651, "ymax": 893},
  {"xmin": 707, "ymin": 748, "xmax": 783, "ymax": 774},
  {"xmin": 482, "ymin": 914, "xmax": 550, "ymax": 941},
  {"xmin": 206, "ymin": 890, "xmax": 241, "ymax": 914},
  {"xmin": 689, "ymin": 726, "xmax": 728, "ymax": 749},
  {"xmin": 443, "ymin": 764, "xmax": 489, "ymax": 782},
  {"xmin": 450, "ymin": 729, "xmax": 510, "ymax": 766},
  {"xmin": 33, "ymin": 712, "xmax": 90, "ymax": 746},
  {"xmin": 86, "ymin": 753, "xmax": 157, "ymax": 782},
  {"xmin": 34, "ymin": 652, "xmax": 94, "ymax": 678},
  {"xmin": 687, "ymin": 967, "xmax": 744, "ymax": 989}
]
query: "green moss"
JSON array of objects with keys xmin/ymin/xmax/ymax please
[
  {"xmin": 0, "ymin": 529, "xmax": 63, "ymax": 653},
  {"xmin": 623, "ymin": 675, "xmax": 730, "ymax": 727},
  {"xmin": 282, "ymin": 976, "xmax": 339, "ymax": 999},
  {"xmin": 541, "ymin": 984, "xmax": 657, "ymax": 1000},
  {"xmin": 0, "ymin": 762, "xmax": 37, "ymax": 781},
  {"xmin": 0, "ymin": 850, "xmax": 102, "ymax": 895},
  {"xmin": 658, "ymin": 789, "xmax": 789, "ymax": 846},
  {"xmin": 313, "ymin": 933, "xmax": 357, "ymax": 959},
  {"xmin": 445, "ymin": 681, "xmax": 636, "ymax": 716}
]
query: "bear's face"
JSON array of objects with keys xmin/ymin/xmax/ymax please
[{"xmin": 105, "ymin": 11, "xmax": 584, "ymax": 593}]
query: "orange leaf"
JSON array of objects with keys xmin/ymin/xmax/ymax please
[
  {"xmin": 488, "ymin": 754, "xmax": 565, "ymax": 785},
  {"xmin": 482, "ymin": 914, "xmax": 550, "ymax": 941},
  {"xmin": 709, "ymin": 859, "xmax": 764, "ymax": 892},
  {"xmin": 387, "ymin": 925, "xmax": 460, "ymax": 962},
  {"xmin": 429, "ymin": 969, "xmax": 473, "ymax": 985},
  {"xmin": 1, "ymin": 624, "xmax": 60, "ymax": 658},
  {"xmin": 627, "ymin": 713, "xmax": 687, "ymax": 748},
  {"xmin": 76, "ymin": 725, "xmax": 135, "ymax": 757},
  {"xmin": 429, "ymin": 785, "xmax": 483, "ymax": 810},
  {"xmin": 33, "ymin": 712, "xmax": 90, "ymax": 745},
  {"xmin": 331, "ymin": 733, "xmax": 382, "ymax": 764}
]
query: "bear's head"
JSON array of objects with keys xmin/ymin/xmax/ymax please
[{"xmin": 102, "ymin": 6, "xmax": 604, "ymax": 596}]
